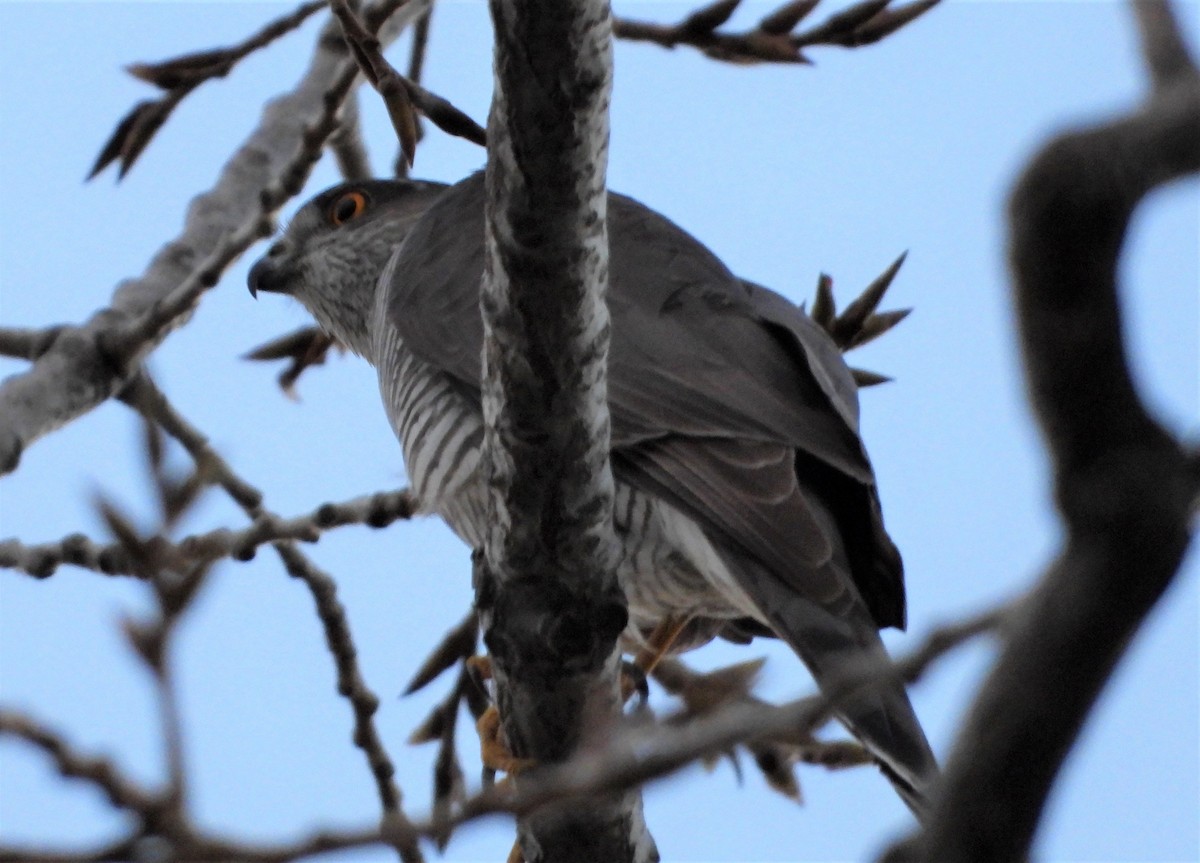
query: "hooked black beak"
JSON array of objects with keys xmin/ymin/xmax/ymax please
[{"xmin": 247, "ymin": 243, "xmax": 290, "ymax": 298}]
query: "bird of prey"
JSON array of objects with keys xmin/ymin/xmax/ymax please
[{"xmin": 248, "ymin": 172, "xmax": 937, "ymax": 813}]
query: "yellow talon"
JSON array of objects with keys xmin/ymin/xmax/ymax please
[
  {"xmin": 477, "ymin": 704, "xmax": 536, "ymax": 775},
  {"xmin": 466, "ymin": 654, "xmax": 493, "ymax": 681}
]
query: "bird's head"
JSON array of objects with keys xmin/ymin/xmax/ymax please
[{"xmin": 248, "ymin": 178, "xmax": 448, "ymax": 357}]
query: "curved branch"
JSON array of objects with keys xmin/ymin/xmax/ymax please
[{"xmin": 892, "ymin": 4, "xmax": 1200, "ymax": 861}]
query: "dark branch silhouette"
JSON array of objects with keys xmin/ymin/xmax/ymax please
[{"xmin": 886, "ymin": 3, "xmax": 1200, "ymax": 861}]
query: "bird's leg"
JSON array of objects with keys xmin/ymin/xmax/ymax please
[
  {"xmin": 466, "ymin": 655, "xmax": 533, "ymax": 863},
  {"xmin": 476, "ymin": 706, "xmax": 536, "ymax": 775},
  {"xmin": 471, "ymin": 616, "xmax": 691, "ymax": 773},
  {"xmin": 467, "ymin": 655, "xmax": 535, "ymax": 777},
  {"xmin": 465, "ymin": 653, "xmax": 493, "ymax": 682},
  {"xmin": 622, "ymin": 615, "xmax": 692, "ymax": 699},
  {"xmin": 471, "ymin": 619, "xmax": 687, "ymax": 863},
  {"xmin": 634, "ymin": 616, "xmax": 692, "ymax": 675}
]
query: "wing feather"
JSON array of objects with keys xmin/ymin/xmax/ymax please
[{"xmin": 386, "ymin": 172, "xmax": 905, "ymax": 628}]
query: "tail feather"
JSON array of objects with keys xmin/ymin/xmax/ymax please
[{"xmin": 729, "ymin": 555, "xmax": 938, "ymax": 817}]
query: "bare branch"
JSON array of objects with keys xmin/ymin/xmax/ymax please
[
  {"xmin": 92, "ymin": 0, "xmax": 329, "ymax": 180},
  {"xmin": 395, "ymin": 3, "xmax": 435, "ymax": 176},
  {"xmin": 331, "ymin": 0, "xmax": 421, "ymax": 165},
  {"xmin": 0, "ymin": 595, "xmax": 1004, "ymax": 863},
  {"xmin": 332, "ymin": 0, "xmax": 485, "ymax": 168},
  {"xmin": 850, "ymin": 368, "xmax": 893, "ymax": 388},
  {"xmin": 406, "ymin": 5, "xmax": 433, "ymax": 88},
  {"xmin": 269, "ymin": 541, "xmax": 423, "ymax": 863},
  {"xmin": 330, "ymin": 91, "xmax": 374, "ymax": 180},
  {"xmin": 793, "ymin": 0, "xmax": 940, "ymax": 50},
  {"xmin": 1133, "ymin": 0, "xmax": 1199, "ymax": 88},
  {"xmin": 243, "ymin": 326, "xmax": 342, "ymax": 397},
  {"xmin": 889, "ymin": 4, "xmax": 1200, "ymax": 860},
  {"xmin": 0, "ymin": 0, "xmax": 429, "ymax": 477},
  {"xmin": 414, "ymin": 599, "xmax": 1008, "ymax": 841},
  {"xmin": 759, "ymin": 0, "xmax": 820, "ymax": 35},
  {"xmin": 89, "ymin": 88, "xmax": 193, "ymax": 182},
  {"xmin": 614, "ymin": 0, "xmax": 940, "ymax": 65},
  {"xmin": 120, "ymin": 373, "xmax": 263, "ymax": 509},
  {"xmin": 0, "ymin": 708, "xmax": 160, "ymax": 814},
  {"xmin": 404, "ymin": 609, "xmax": 479, "ymax": 695},
  {"xmin": 832, "ymin": 251, "xmax": 907, "ymax": 347},
  {"xmin": 799, "ymin": 254, "xmax": 913, "ymax": 385},
  {"xmin": 121, "ymin": 375, "xmax": 423, "ymax": 862},
  {"xmin": 0, "ymin": 488, "xmax": 415, "ymax": 579},
  {"xmin": 0, "ymin": 823, "xmax": 406, "ymax": 863},
  {"xmin": 128, "ymin": 0, "xmax": 327, "ymax": 90},
  {"xmin": 0, "ymin": 326, "xmax": 64, "ymax": 361}
]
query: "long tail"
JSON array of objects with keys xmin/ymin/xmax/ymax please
[{"xmin": 729, "ymin": 556, "xmax": 938, "ymax": 817}]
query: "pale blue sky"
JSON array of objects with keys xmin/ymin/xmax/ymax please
[{"xmin": 1, "ymin": 2, "xmax": 1197, "ymax": 861}]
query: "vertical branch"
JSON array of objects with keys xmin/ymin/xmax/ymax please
[
  {"xmin": 890, "ymin": 3, "xmax": 1200, "ymax": 861},
  {"xmin": 330, "ymin": 91, "xmax": 374, "ymax": 180},
  {"xmin": 394, "ymin": 3, "xmax": 434, "ymax": 177},
  {"xmin": 157, "ymin": 655, "xmax": 188, "ymax": 812},
  {"xmin": 478, "ymin": 0, "xmax": 654, "ymax": 861}
]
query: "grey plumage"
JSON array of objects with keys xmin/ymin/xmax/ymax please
[{"xmin": 248, "ymin": 172, "xmax": 937, "ymax": 812}]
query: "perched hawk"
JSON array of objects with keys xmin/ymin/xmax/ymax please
[{"xmin": 248, "ymin": 172, "xmax": 937, "ymax": 812}]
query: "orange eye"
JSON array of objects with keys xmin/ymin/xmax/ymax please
[{"xmin": 329, "ymin": 191, "xmax": 368, "ymax": 226}]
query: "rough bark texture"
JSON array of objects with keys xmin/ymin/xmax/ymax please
[
  {"xmin": 0, "ymin": 2, "xmax": 429, "ymax": 475},
  {"xmin": 889, "ymin": 4, "xmax": 1200, "ymax": 861},
  {"xmin": 478, "ymin": 1, "xmax": 656, "ymax": 861}
]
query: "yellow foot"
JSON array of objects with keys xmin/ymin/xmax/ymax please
[
  {"xmin": 633, "ymin": 616, "xmax": 691, "ymax": 676},
  {"xmin": 619, "ymin": 615, "xmax": 693, "ymax": 701},
  {"xmin": 467, "ymin": 655, "xmax": 531, "ymax": 863},
  {"xmin": 466, "ymin": 654, "xmax": 493, "ymax": 682},
  {"xmin": 477, "ymin": 704, "xmax": 536, "ymax": 776}
]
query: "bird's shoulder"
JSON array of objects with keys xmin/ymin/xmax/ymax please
[{"xmin": 384, "ymin": 173, "xmax": 864, "ymax": 471}]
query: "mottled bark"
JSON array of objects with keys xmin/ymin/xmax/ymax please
[
  {"xmin": 887, "ymin": 3, "xmax": 1200, "ymax": 861},
  {"xmin": 477, "ymin": 0, "xmax": 655, "ymax": 861}
]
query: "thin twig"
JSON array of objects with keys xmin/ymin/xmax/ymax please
[
  {"xmin": 120, "ymin": 373, "xmax": 263, "ymax": 508},
  {"xmin": 415, "ymin": 598, "xmax": 1011, "ymax": 839},
  {"xmin": 118, "ymin": 374, "xmax": 423, "ymax": 863},
  {"xmin": 92, "ymin": 0, "xmax": 329, "ymax": 179},
  {"xmin": 0, "ymin": 598, "xmax": 1008, "ymax": 861},
  {"xmin": 329, "ymin": 91, "xmax": 374, "ymax": 180},
  {"xmin": 0, "ymin": 708, "xmax": 161, "ymax": 814},
  {"xmin": 399, "ymin": 3, "xmax": 434, "ymax": 175},
  {"xmin": 331, "ymin": 0, "xmax": 485, "ymax": 168},
  {"xmin": 0, "ymin": 486, "xmax": 415, "ymax": 579},
  {"xmin": 243, "ymin": 326, "xmax": 342, "ymax": 397},
  {"xmin": 614, "ymin": 0, "xmax": 940, "ymax": 66}
]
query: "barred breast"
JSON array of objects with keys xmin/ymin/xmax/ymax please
[
  {"xmin": 375, "ymin": 323, "xmax": 489, "ymax": 548},
  {"xmin": 374, "ymin": 321, "xmax": 754, "ymax": 649}
]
